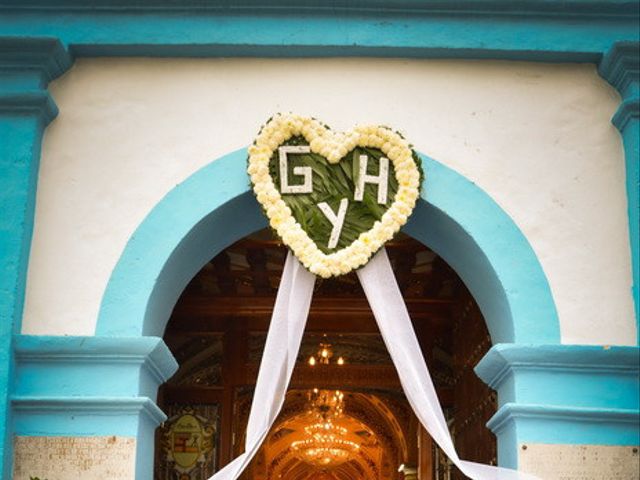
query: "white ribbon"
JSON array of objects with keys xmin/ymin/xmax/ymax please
[
  {"xmin": 207, "ymin": 251, "xmax": 316, "ymax": 480},
  {"xmin": 208, "ymin": 248, "xmax": 539, "ymax": 480},
  {"xmin": 357, "ymin": 249, "xmax": 540, "ymax": 480}
]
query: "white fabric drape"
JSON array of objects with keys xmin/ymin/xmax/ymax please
[
  {"xmin": 207, "ymin": 251, "xmax": 316, "ymax": 480},
  {"xmin": 208, "ymin": 248, "xmax": 539, "ymax": 480},
  {"xmin": 357, "ymin": 249, "xmax": 540, "ymax": 480}
]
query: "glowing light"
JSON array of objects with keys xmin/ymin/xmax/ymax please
[
  {"xmin": 292, "ymin": 389, "xmax": 360, "ymax": 468},
  {"xmin": 306, "ymin": 336, "xmax": 346, "ymax": 367},
  {"xmin": 291, "ymin": 425, "xmax": 360, "ymax": 468}
]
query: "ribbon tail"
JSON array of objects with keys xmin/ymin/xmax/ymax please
[
  {"xmin": 357, "ymin": 248, "xmax": 541, "ymax": 480},
  {"xmin": 207, "ymin": 251, "xmax": 315, "ymax": 480}
]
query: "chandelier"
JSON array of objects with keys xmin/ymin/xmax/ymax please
[
  {"xmin": 291, "ymin": 390, "xmax": 360, "ymax": 468},
  {"xmin": 308, "ymin": 389, "xmax": 344, "ymax": 421},
  {"xmin": 291, "ymin": 429, "xmax": 360, "ymax": 468},
  {"xmin": 307, "ymin": 336, "xmax": 345, "ymax": 367}
]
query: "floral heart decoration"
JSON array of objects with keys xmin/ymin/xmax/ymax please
[{"xmin": 247, "ymin": 113, "xmax": 423, "ymax": 278}]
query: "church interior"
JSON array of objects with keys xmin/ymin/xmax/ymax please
[{"xmin": 154, "ymin": 230, "xmax": 497, "ymax": 480}]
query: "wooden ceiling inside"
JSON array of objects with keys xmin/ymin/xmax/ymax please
[
  {"xmin": 168, "ymin": 232, "xmax": 460, "ymax": 336},
  {"xmin": 164, "ymin": 230, "xmax": 463, "ymax": 400},
  {"xmin": 164, "ymin": 231, "xmax": 463, "ymax": 404}
]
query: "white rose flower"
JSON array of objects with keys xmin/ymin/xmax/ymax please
[
  {"xmin": 398, "ymin": 202, "xmax": 412, "ymax": 216},
  {"xmin": 394, "ymin": 158, "xmax": 414, "ymax": 172},
  {"xmin": 407, "ymin": 177, "xmax": 420, "ymax": 189},
  {"xmin": 248, "ymin": 144, "xmax": 269, "ymax": 156},
  {"xmin": 314, "ymin": 264, "xmax": 331, "ymax": 278},
  {"xmin": 353, "ymin": 252, "xmax": 369, "ymax": 266},
  {"xmin": 380, "ymin": 225, "xmax": 394, "ymax": 239},
  {"xmin": 328, "ymin": 263, "xmax": 342, "ymax": 277},
  {"xmin": 359, "ymin": 134, "xmax": 372, "ymax": 146},
  {"xmin": 247, "ymin": 163, "xmax": 260, "ymax": 176},
  {"xmin": 310, "ymin": 138, "xmax": 323, "ymax": 151},
  {"xmin": 388, "ymin": 147, "xmax": 401, "ymax": 160},
  {"xmin": 377, "ymin": 127, "xmax": 389, "ymax": 138}
]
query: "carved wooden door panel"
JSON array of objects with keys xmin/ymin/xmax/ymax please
[{"xmin": 449, "ymin": 290, "xmax": 497, "ymax": 479}]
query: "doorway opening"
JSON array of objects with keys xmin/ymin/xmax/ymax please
[{"xmin": 154, "ymin": 229, "xmax": 496, "ymax": 479}]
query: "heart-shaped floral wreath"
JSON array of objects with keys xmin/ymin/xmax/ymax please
[{"xmin": 247, "ymin": 113, "xmax": 423, "ymax": 278}]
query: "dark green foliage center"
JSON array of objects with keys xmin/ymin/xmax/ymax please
[{"xmin": 268, "ymin": 136, "xmax": 398, "ymax": 254}]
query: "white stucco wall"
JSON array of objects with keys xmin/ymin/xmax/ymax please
[{"xmin": 22, "ymin": 58, "xmax": 636, "ymax": 345}]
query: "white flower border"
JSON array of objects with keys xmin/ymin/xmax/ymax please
[{"xmin": 247, "ymin": 113, "xmax": 422, "ymax": 278}]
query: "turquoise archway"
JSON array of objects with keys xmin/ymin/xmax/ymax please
[{"xmin": 97, "ymin": 148, "xmax": 560, "ymax": 344}]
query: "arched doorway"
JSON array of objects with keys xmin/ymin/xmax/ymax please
[
  {"xmin": 95, "ymin": 148, "xmax": 560, "ymax": 476},
  {"xmin": 153, "ymin": 231, "xmax": 498, "ymax": 479},
  {"xmin": 97, "ymin": 149, "xmax": 559, "ymax": 344}
]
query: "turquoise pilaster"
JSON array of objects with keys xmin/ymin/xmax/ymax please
[
  {"xmin": 0, "ymin": 37, "xmax": 72, "ymax": 478},
  {"xmin": 12, "ymin": 335, "xmax": 178, "ymax": 480},
  {"xmin": 476, "ymin": 344, "xmax": 640, "ymax": 468},
  {"xmin": 599, "ymin": 42, "xmax": 640, "ymax": 343}
]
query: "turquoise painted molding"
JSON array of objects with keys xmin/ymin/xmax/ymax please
[
  {"xmin": 0, "ymin": 37, "xmax": 73, "ymax": 90},
  {"xmin": 0, "ymin": 91, "xmax": 58, "ymax": 122},
  {"xmin": 476, "ymin": 344, "xmax": 640, "ymax": 408},
  {"xmin": 14, "ymin": 335, "xmax": 178, "ymax": 399},
  {"xmin": 0, "ymin": 0, "xmax": 638, "ymax": 16},
  {"xmin": 600, "ymin": 42, "xmax": 640, "ymax": 98},
  {"xmin": 598, "ymin": 41, "xmax": 640, "ymax": 341},
  {"xmin": 13, "ymin": 335, "xmax": 177, "ymax": 479},
  {"xmin": 613, "ymin": 98, "xmax": 640, "ymax": 129},
  {"xmin": 12, "ymin": 397, "xmax": 166, "ymax": 436},
  {"xmin": 0, "ymin": 37, "xmax": 72, "ymax": 478},
  {"xmin": 98, "ymin": 149, "xmax": 560, "ymax": 344},
  {"xmin": 0, "ymin": 4, "xmax": 637, "ymax": 62},
  {"xmin": 476, "ymin": 344, "xmax": 640, "ymax": 467},
  {"xmin": 490, "ymin": 403, "xmax": 639, "ymax": 468},
  {"xmin": 488, "ymin": 404, "xmax": 639, "ymax": 444}
]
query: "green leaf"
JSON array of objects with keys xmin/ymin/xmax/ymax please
[{"xmin": 267, "ymin": 135, "xmax": 418, "ymax": 254}]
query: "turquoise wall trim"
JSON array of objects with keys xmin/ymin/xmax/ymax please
[
  {"xmin": 0, "ymin": 37, "xmax": 72, "ymax": 478},
  {"xmin": 599, "ymin": 41, "xmax": 640, "ymax": 343},
  {"xmin": 98, "ymin": 149, "xmax": 560, "ymax": 344},
  {"xmin": 13, "ymin": 335, "xmax": 177, "ymax": 479},
  {"xmin": 12, "ymin": 397, "xmax": 165, "ymax": 436},
  {"xmin": 1, "ymin": 0, "xmax": 637, "ymax": 13},
  {"xmin": 491, "ymin": 404, "xmax": 639, "ymax": 468},
  {"xmin": 14, "ymin": 335, "xmax": 177, "ymax": 398},
  {"xmin": 476, "ymin": 344, "xmax": 640, "ymax": 467},
  {"xmin": 0, "ymin": 2, "xmax": 637, "ymax": 62}
]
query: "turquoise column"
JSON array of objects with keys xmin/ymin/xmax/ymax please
[
  {"xmin": 0, "ymin": 37, "xmax": 72, "ymax": 478},
  {"xmin": 599, "ymin": 42, "xmax": 640, "ymax": 342},
  {"xmin": 476, "ymin": 345, "xmax": 640, "ymax": 469},
  {"xmin": 12, "ymin": 335, "xmax": 178, "ymax": 480}
]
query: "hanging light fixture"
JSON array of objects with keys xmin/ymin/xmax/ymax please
[
  {"xmin": 307, "ymin": 335, "xmax": 346, "ymax": 367},
  {"xmin": 308, "ymin": 389, "xmax": 344, "ymax": 421},
  {"xmin": 291, "ymin": 389, "xmax": 360, "ymax": 468},
  {"xmin": 291, "ymin": 430, "xmax": 360, "ymax": 468}
]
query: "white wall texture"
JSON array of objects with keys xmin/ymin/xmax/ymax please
[{"xmin": 22, "ymin": 58, "xmax": 636, "ymax": 345}]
